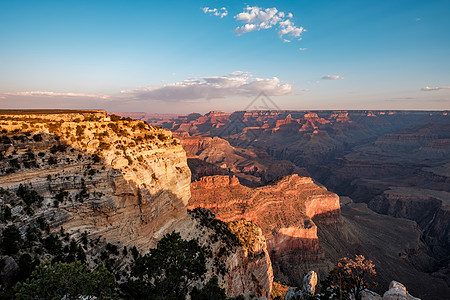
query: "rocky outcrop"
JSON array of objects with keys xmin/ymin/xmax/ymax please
[
  {"xmin": 0, "ymin": 111, "xmax": 273, "ymax": 298},
  {"xmin": 188, "ymin": 174, "xmax": 340, "ymax": 285},
  {"xmin": 302, "ymin": 271, "xmax": 318, "ymax": 295},
  {"xmin": 180, "ymin": 135, "xmax": 307, "ymax": 186},
  {"xmin": 145, "ymin": 109, "xmax": 449, "ymax": 298},
  {"xmin": 170, "ymin": 209, "xmax": 273, "ymax": 298},
  {"xmin": 0, "ymin": 111, "xmax": 191, "ymax": 251},
  {"xmin": 317, "ymin": 202, "xmax": 450, "ymax": 299},
  {"xmin": 284, "ymin": 271, "xmax": 317, "ymax": 300},
  {"xmin": 383, "ymin": 281, "xmax": 420, "ymax": 300}
]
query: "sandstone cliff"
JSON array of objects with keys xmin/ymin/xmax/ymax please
[
  {"xmin": 188, "ymin": 174, "xmax": 340, "ymax": 285},
  {"xmin": 0, "ymin": 111, "xmax": 191, "ymax": 251},
  {"xmin": 0, "ymin": 110, "xmax": 272, "ymax": 298}
]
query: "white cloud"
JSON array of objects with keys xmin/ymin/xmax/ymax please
[
  {"xmin": 120, "ymin": 72, "xmax": 291, "ymax": 101},
  {"xmin": 235, "ymin": 23, "xmax": 257, "ymax": 35},
  {"xmin": 1, "ymin": 73, "xmax": 291, "ymax": 104},
  {"xmin": 322, "ymin": 75, "xmax": 343, "ymax": 80},
  {"xmin": 1, "ymin": 91, "xmax": 110, "ymax": 99},
  {"xmin": 298, "ymin": 47, "xmax": 307, "ymax": 51},
  {"xmin": 421, "ymin": 86, "xmax": 450, "ymax": 91},
  {"xmin": 202, "ymin": 7, "xmax": 228, "ymax": 18},
  {"xmin": 234, "ymin": 6, "xmax": 305, "ymax": 41}
]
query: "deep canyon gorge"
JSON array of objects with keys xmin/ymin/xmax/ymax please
[{"xmin": 1, "ymin": 109, "xmax": 449, "ymax": 299}]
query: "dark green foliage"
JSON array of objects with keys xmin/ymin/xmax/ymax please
[
  {"xmin": 0, "ymin": 135, "xmax": 12, "ymax": 144},
  {"xmin": 16, "ymin": 254, "xmax": 39, "ymax": 283},
  {"xmin": 24, "ymin": 226, "xmax": 41, "ymax": 248},
  {"xmin": 106, "ymin": 243, "xmax": 119, "ymax": 255},
  {"xmin": 32, "ymin": 134, "xmax": 42, "ymax": 142},
  {"xmin": 320, "ymin": 255, "xmax": 377, "ymax": 300},
  {"xmin": 47, "ymin": 122, "xmax": 59, "ymax": 133},
  {"xmin": 76, "ymin": 125, "xmax": 84, "ymax": 137},
  {"xmin": 8, "ymin": 158, "xmax": 20, "ymax": 170},
  {"xmin": 53, "ymin": 189, "xmax": 68, "ymax": 204},
  {"xmin": 131, "ymin": 246, "xmax": 139, "ymax": 260},
  {"xmin": 109, "ymin": 114, "xmax": 121, "ymax": 122},
  {"xmin": 81, "ymin": 231, "xmax": 88, "ymax": 245},
  {"xmin": 75, "ymin": 187, "xmax": 89, "ymax": 202},
  {"xmin": 16, "ymin": 184, "xmax": 43, "ymax": 209},
  {"xmin": 14, "ymin": 260, "xmax": 117, "ymax": 300},
  {"xmin": 189, "ymin": 208, "xmax": 240, "ymax": 249},
  {"xmin": 43, "ymin": 234, "xmax": 63, "ymax": 256},
  {"xmin": 190, "ymin": 276, "xmax": 227, "ymax": 300},
  {"xmin": 48, "ymin": 156, "xmax": 57, "ymax": 165},
  {"xmin": 50, "ymin": 143, "xmax": 67, "ymax": 153},
  {"xmin": 123, "ymin": 232, "xmax": 207, "ymax": 300},
  {"xmin": 108, "ymin": 122, "xmax": 119, "ymax": 134},
  {"xmin": 157, "ymin": 133, "xmax": 167, "ymax": 141},
  {"xmin": 1, "ymin": 225, "xmax": 22, "ymax": 255},
  {"xmin": 92, "ymin": 154, "xmax": 101, "ymax": 163},
  {"xmin": 25, "ymin": 150, "xmax": 35, "ymax": 160},
  {"xmin": 0, "ymin": 205, "xmax": 12, "ymax": 223},
  {"xmin": 36, "ymin": 217, "xmax": 50, "ymax": 233}
]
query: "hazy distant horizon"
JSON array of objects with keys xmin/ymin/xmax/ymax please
[{"xmin": 1, "ymin": 1, "xmax": 449, "ymax": 113}]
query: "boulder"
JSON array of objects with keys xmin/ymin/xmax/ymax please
[
  {"xmin": 302, "ymin": 271, "xmax": 318, "ymax": 295},
  {"xmin": 383, "ymin": 281, "xmax": 420, "ymax": 300}
]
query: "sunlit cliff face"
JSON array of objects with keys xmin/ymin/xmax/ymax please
[{"xmin": 0, "ymin": 111, "xmax": 191, "ymax": 249}]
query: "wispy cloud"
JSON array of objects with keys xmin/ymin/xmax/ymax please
[
  {"xmin": 120, "ymin": 72, "xmax": 291, "ymax": 101},
  {"xmin": 421, "ymin": 86, "xmax": 450, "ymax": 91},
  {"xmin": 298, "ymin": 48, "xmax": 307, "ymax": 51},
  {"xmin": 1, "ymin": 72, "xmax": 291, "ymax": 104},
  {"xmin": 1, "ymin": 91, "xmax": 110, "ymax": 99},
  {"xmin": 322, "ymin": 75, "xmax": 343, "ymax": 80},
  {"xmin": 202, "ymin": 7, "xmax": 228, "ymax": 18},
  {"xmin": 234, "ymin": 6, "xmax": 305, "ymax": 41}
]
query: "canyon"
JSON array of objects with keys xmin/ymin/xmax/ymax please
[
  {"xmin": 137, "ymin": 109, "xmax": 449, "ymax": 299},
  {"xmin": 1, "ymin": 109, "xmax": 448, "ymax": 299}
]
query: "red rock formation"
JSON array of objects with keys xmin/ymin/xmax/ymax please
[
  {"xmin": 188, "ymin": 174, "xmax": 341, "ymax": 282},
  {"xmin": 180, "ymin": 135, "xmax": 307, "ymax": 186}
]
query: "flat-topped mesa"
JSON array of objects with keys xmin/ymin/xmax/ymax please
[
  {"xmin": 188, "ymin": 174, "xmax": 341, "ymax": 283},
  {"xmin": 330, "ymin": 111, "xmax": 352, "ymax": 123},
  {"xmin": 195, "ymin": 174, "xmax": 240, "ymax": 188},
  {"xmin": 189, "ymin": 174, "xmax": 341, "ymax": 231},
  {"xmin": 0, "ymin": 109, "xmax": 108, "ymax": 122}
]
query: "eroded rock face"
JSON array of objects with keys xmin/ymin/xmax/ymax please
[
  {"xmin": 144, "ymin": 110, "xmax": 450, "ymax": 299},
  {"xmin": 167, "ymin": 209, "xmax": 273, "ymax": 299},
  {"xmin": 0, "ymin": 111, "xmax": 273, "ymax": 298},
  {"xmin": 383, "ymin": 281, "xmax": 420, "ymax": 300},
  {"xmin": 188, "ymin": 174, "xmax": 340, "ymax": 284},
  {"xmin": 0, "ymin": 111, "xmax": 191, "ymax": 251},
  {"xmin": 283, "ymin": 271, "xmax": 317, "ymax": 299},
  {"xmin": 180, "ymin": 135, "xmax": 307, "ymax": 186},
  {"xmin": 302, "ymin": 271, "xmax": 317, "ymax": 295}
]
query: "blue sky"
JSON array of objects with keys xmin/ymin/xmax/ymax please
[{"xmin": 0, "ymin": 0, "xmax": 449, "ymax": 113}]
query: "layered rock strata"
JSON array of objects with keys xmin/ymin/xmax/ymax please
[
  {"xmin": 188, "ymin": 174, "xmax": 340, "ymax": 285},
  {"xmin": 0, "ymin": 110, "xmax": 272, "ymax": 298}
]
